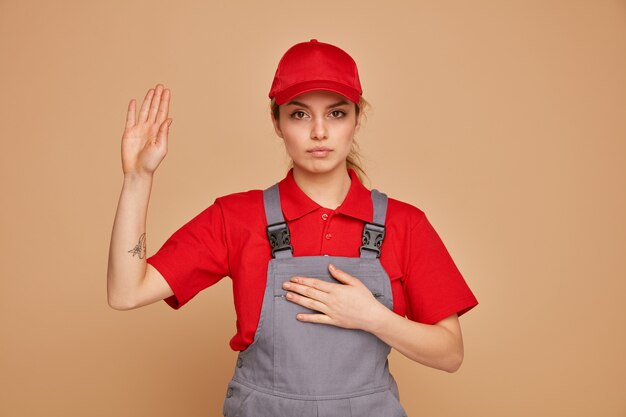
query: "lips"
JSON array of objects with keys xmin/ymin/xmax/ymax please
[{"xmin": 308, "ymin": 147, "xmax": 332, "ymax": 158}]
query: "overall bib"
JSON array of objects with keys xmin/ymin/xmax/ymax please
[{"xmin": 222, "ymin": 183, "xmax": 408, "ymax": 417}]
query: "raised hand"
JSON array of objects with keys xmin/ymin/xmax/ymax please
[{"xmin": 121, "ymin": 83, "xmax": 172, "ymax": 176}]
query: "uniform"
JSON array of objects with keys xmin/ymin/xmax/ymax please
[{"xmin": 146, "ymin": 166, "xmax": 479, "ymax": 416}]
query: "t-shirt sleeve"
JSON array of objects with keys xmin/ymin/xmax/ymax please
[
  {"xmin": 403, "ymin": 212, "xmax": 478, "ymax": 324},
  {"xmin": 146, "ymin": 198, "xmax": 230, "ymax": 310}
]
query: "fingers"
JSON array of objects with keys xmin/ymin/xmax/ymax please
[
  {"xmin": 147, "ymin": 84, "xmax": 165, "ymax": 124},
  {"xmin": 284, "ymin": 289, "xmax": 328, "ymax": 315},
  {"xmin": 289, "ymin": 276, "xmax": 335, "ymax": 293},
  {"xmin": 155, "ymin": 88, "xmax": 171, "ymax": 126},
  {"xmin": 328, "ymin": 264, "xmax": 359, "ymax": 285},
  {"xmin": 294, "ymin": 313, "xmax": 332, "ymax": 324},
  {"xmin": 138, "ymin": 87, "xmax": 154, "ymax": 123},
  {"xmin": 125, "ymin": 99, "xmax": 136, "ymax": 129},
  {"xmin": 282, "ymin": 279, "xmax": 329, "ymax": 304},
  {"xmin": 135, "ymin": 84, "xmax": 171, "ymax": 128},
  {"xmin": 155, "ymin": 118, "xmax": 173, "ymax": 148}
]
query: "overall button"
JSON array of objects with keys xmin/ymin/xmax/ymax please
[
  {"xmin": 321, "ymin": 213, "xmax": 328, "ymax": 220},
  {"xmin": 325, "ymin": 233, "xmax": 332, "ymax": 239},
  {"xmin": 226, "ymin": 387, "xmax": 233, "ymax": 398},
  {"xmin": 237, "ymin": 357, "xmax": 243, "ymax": 368}
]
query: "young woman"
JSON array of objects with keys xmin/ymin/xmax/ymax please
[{"xmin": 108, "ymin": 39, "xmax": 478, "ymax": 417}]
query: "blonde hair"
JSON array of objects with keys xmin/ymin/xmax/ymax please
[{"xmin": 269, "ymin": 95, "xmax": 372, "ymax": 185}]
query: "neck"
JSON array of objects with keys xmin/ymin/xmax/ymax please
[{"xmin": 292, "ymin": 164, "xmax": 352, "ymax": 210}]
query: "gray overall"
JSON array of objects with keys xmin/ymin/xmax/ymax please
[{"xmin": 222, "ymin": 183, "xmax": 408, "ymax": 417}]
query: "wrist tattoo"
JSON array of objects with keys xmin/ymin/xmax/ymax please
[{"xmin": 128, "ymin": 233, "xmax": 146, "ymax": 259}]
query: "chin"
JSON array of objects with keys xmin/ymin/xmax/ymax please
[{"xmin": 294, "ymin": 160, "xmax": 346, "ymax": 175}]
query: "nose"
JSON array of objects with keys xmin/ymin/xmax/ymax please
[{"xmin": 310, "ymin": 116, "xmax": 328, "ymax": 140}]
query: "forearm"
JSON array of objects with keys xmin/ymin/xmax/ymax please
[
  {"xmin": 368, "ymin": 306, "xmax": 463, "ymax": 373},
  {"xmin": 107, "ymin": 172, "xmax": 153, "ymax": 310}
]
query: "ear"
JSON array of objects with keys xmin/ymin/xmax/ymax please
[
  {"xmin": 271, "ymin": 108, "xmax": 284, "ymax": 139},
  {"xmin": 354, "ymin": 107, "xmax": 363, "ymax": 133}
]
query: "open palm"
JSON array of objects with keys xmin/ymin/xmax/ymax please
[{"xmin": 121, "ymin": 84, "xmax": 172, "ymax": 176}]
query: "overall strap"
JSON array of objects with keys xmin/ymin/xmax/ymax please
[
  {"xmin": 262, "ymin": 183, "xmax": 388, "ymax": 259},
  {"xmin": 263, "ymin": 183, "xmax": 293, "ymax": 259},
  {"xmin": 359, "ymin": 189, "xmax": 388, "ymax": 259}
]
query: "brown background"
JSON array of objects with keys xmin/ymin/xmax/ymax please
[{"xmin": 1, "ymin": 1, "xmax": 625, "ymax": 416}]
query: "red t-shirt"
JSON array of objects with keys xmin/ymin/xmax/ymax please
[{"xmin": 146, "ymin": 167, "xmax": 479, "ymax": 351}]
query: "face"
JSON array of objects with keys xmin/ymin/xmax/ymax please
[{"xmin": 271, "ymin": 90, "xmax": 361, "ymax": 176}]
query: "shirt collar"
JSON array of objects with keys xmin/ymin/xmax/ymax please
[{"xmin": 277, "ymin": 167, "xmax": 373, "ymax": 223}]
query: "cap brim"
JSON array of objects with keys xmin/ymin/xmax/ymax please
[{"xmin": 274, "ymin": 80, "xmax": 360, "ymax": 105}]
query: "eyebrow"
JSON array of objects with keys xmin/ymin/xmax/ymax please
[{"xmin": 285, "ymin": 99, "xmax": 350, "ymax": 109}]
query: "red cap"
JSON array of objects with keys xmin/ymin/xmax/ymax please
[{"xmin": 268, "ymin": 39, "xmax": 363, "ymax": 105}]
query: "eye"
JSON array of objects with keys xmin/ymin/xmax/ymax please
[
  {"xmin": 330, "ymin": 110, "xmax": 346, "ymax": 118},
  {"xmin": 290, "ymin": 110, "xmax": 307, "ymax": 119}
]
